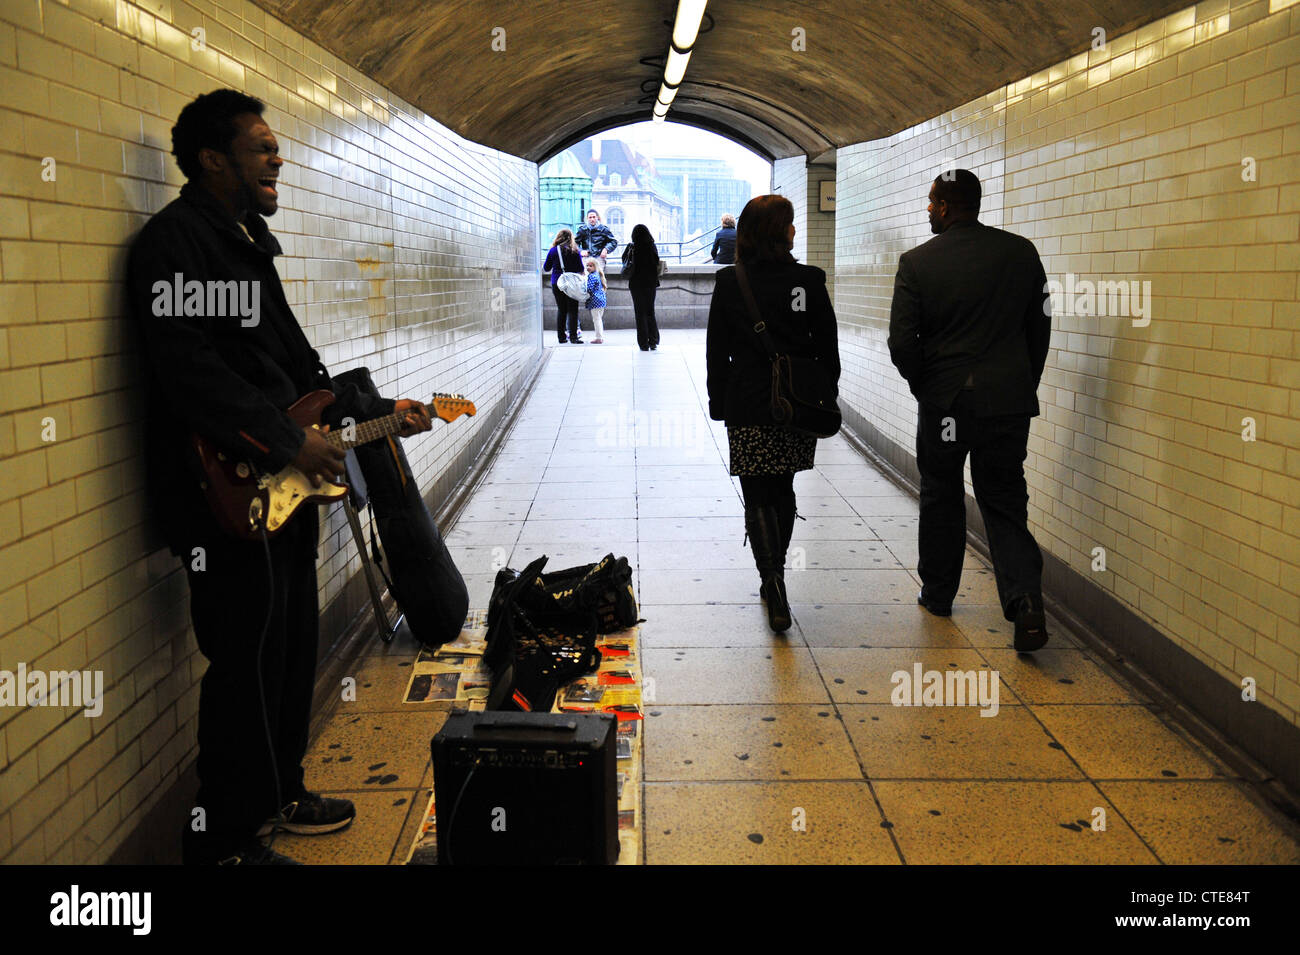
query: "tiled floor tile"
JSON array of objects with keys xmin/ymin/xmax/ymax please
[
  {"xmin": 873, "ymin": 781, "xmax": 1158, "ymax": 863},
  {"xmin": 1095, "ymin": 781, "xmax": 1300, "ymax": 864},
  {"xmin": 809, "ymin": 647, "xmax": 1006, "ymax": 705},
  {"xmin": 983, "ymin": 648, "xmax": 1144, "ymax": 704},
  {"xmin": 637, "ymin": 603, "xmax": 797, "ymax": 647},
  {"xmin": 641, "ymin": 647, "xmax": 831, "ymax": 704},
  {"xmin": 1032, "ymin": 705, "xmax": 1228, "ymax": 780},
  {"xmin": 839, "ymin": 703, "xmax": 1082, "ymax": 779},
  {"xmin": 644, "ymin": 782, "xmax": 898, "ymax": 864},
  {"xmin": 792, "ymin": 603, "xmax": 968, "ymax": 647},
  {"xmin": 304, "ymin": 709, "xmax": 445, "ymax": 794},
  {"xmin": 644, "ymin": 705, "xmax": 862, "ymax": 781}
]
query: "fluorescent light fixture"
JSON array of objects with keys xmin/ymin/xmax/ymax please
[
  {"xmin": 664, "ymin": 47, "xmax": 691, "ymax": 86},
  {"xmin": 657, "ymin": 83, "xmax": 678, "ymax": 107},
  {"xmin": 672, "ymin": 0, "xmax": 708, "ymax": 50}
]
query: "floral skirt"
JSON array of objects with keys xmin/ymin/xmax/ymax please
[{"xmin": 727, "ymin": 425, "xmax": 816, "ymax": 476}]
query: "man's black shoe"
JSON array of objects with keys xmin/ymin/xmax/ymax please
[
  {"xmin": 217, "ymin": 843, "xmax": 302, "ymax": 865},
  {"xmin": 258, "ymin": 792, "xmax": 356, "ymax": 837},
  {"xmin": 917, "ymin": 590, "xmax": 952, "ymax": 617},
  {"xmin": 1010, "ymin": 595, "xmax": 1048, "ymax": 652}
]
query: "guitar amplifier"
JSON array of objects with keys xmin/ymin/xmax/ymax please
[{"xmin": 431, "ymin": 711, "xmax": 619, "ymax": 865}]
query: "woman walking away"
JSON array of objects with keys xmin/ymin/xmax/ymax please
[
  {"xmin": 621, "ymin": 224, "xmax": 661, "ymax": 350},
  {"xmin": 584, "ymin": 258, "xmax": 607, "ymax": 343},
  {"xmin": 705, "ymin": 195, "xmax": 840, "ymax": 632},
  {"xmin": 544, "ymin": 229, "xmax": 584, "ymax": 344},
  {"xmin": 711, "ymin": 214, "xmax": 737, "ymax": 264}
]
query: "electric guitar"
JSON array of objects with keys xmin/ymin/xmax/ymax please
[{"xmin": 193, "ymin": 390, "xmax": 476, "ymax": 540}]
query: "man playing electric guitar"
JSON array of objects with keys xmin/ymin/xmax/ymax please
[{"xmin": 126, "ymin": 90, "xmax": 433, "ymax": 864}]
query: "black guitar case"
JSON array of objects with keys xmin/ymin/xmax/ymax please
[{"xmin": 334, "ymin": 367, "xmax": 469, "ymax": 649}]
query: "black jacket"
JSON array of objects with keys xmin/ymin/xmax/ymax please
[
  {"xmin": 888, "ymin": 220, "xmax": 1051, "ymax": 417},
  {"xmin": 621, "ymin": 242, "xmax": 661, "ymax": 289},
  {"xmin": 710, "ymin": 227, "xmax": 736, "ymax": 264},
  {"xmin": 126, "ymin": 182, "xmax": 394, "ymax": 552},
  {"xmin": 706, "ymin": 262, "xmax": 840, "ymax": 426},
  {"xmin": 576, "ymin": 223, "xmax": 617, "ymax": 256}
]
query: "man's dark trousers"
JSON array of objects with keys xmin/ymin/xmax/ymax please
[
  {"xmin": 916, "ymin": 390, "xmax": 1042, "ymax": 618},
  {"xmin": 181, "ymin": 513, "xmax": 318, "ymax": 862}
]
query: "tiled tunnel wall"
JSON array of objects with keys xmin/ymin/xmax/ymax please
[
  {"xmin": 836, "ymin": 0, "xmax": 1300, "ymax": 734},
  {"xmin": 0, "ymin": 0, "xmax": 542, "ymax": 862},
  {"xmin": 772, "ymin": 155, "xmax": 837, "ymax": 294}
]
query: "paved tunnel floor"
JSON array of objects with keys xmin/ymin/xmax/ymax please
[{"xmin": 280, "ymin": 329, "xmax": 1300, "ymax": 865}]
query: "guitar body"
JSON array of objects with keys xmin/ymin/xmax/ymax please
[
  {"xmin": 192, "ymin": 390, "xmax": 346, "ymax": 541},
  {"xmin": 193, "ymin": 389, "xmax": 476, "ymax": 541}
]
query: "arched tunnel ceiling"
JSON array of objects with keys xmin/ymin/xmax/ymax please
[{"xmin": 252, "ymin": 0, "xmax": 1194, "ymax": 161}]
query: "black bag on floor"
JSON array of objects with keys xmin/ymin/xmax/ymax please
[
  {"xmin": 520, "ymin": 554, "xmax": 639, "ymax": 633},
  {"xmin": 485, "ymin": 556, "xmax": 602, "ymax": 713},
  {"xmin": 334, "ymin": 367, "xmax": 469, "ymax": 649}
]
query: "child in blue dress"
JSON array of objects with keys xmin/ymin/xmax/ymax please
[{"xmin": 584, "ymin": 258, "xmax": 607, "ymax": 343}]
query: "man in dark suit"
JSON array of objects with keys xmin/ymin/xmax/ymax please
[{"xmin": 888, "ymin": 170, "xmax": 1052, "ymax": 651}]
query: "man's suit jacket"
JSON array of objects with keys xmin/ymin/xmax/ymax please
[{"xmin": 888, "ymin": 220, "xmax": 1051, "ymax": 417}]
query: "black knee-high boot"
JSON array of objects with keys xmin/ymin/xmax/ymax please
[
  {"xmin": 745, "ymin": 504, "xmax": 791, "ymax": 633},
  {"xmin": 775, "ymin": 493, "xmax": 797, "ymax": 567}
]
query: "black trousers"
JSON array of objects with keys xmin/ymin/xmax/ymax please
[
  {"xmin": 916, "ymin": 391, "xmax": 1043, "ymax": 618},
  {"xmin": 630, "ymin": 286, "xmax": 659, "ymax": 349},
  {"xmin": 181, "ymin": 514, "xmax": 319, "ymax": 862},
  {"xmin": 552, "ymin": 286, "xmax": 581, "ymax": 342}
]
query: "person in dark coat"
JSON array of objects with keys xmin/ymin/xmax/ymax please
[
  {"xmin": 575, "ymin": 209, "xmax": 618, "ymax": 262},
  {"xmin": 710, "ymin": 214, "xmax": 737, "ymax": 264},
  {"xmin": 706, "ymin": 195, "xmax": 840, "ymax": 632},
  {"xmin": 125, "ymin": 89, "xmax": 432, "ymax": 864},
  {"xmin": 543, "ymin": 228, "xmax": 585, "ymax": 343},
  {"xmin": 621, "ymin": 224, "xmax": 661, "ymax": 350},
  {"xmin": 888, "ymin": 169, "xmax": 1052, "ymax": 651}
]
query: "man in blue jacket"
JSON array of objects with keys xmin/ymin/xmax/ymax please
[
  {"xmin": 127, "ymin": 89, "xmax": 432, "ymax": 863},
  {"xmin": 888, "ymin": 170, "xmax": 1052, "ymax": 651}
]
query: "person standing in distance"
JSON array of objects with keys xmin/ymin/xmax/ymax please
[
  {"xmin": 544, "ymin": 229, "xmax": 585, "ymax": 344},
  {"xmin": 622, "ymin": 224, "xmax": 661, "ymax": 350},
  {"xmin": 576, "ymin": 209, "xmax": 618, "ymax": 266},
  {"xmin": 710, "ymin": 214, "xmax": 737, "ymax": 264},
  {"xmin": 887, "ymin": 169, "xmax": 1052, "ymax": 651}
]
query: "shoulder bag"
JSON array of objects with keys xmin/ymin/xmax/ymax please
[
  {"xmin": 555, "ymin": 246, "xmax": 588, "ymax": 303},
  {"xmin": 733, "ymin": 262, "xmax": 841, "ymax": 438}
]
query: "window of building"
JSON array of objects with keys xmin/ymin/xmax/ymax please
[
  {"xmin": 609, "ymin": 173, "xmax": 621, "ymax": 187},
  {"xmin": 608, "ymin": 207, "xmax": 625, "ymax": 228}
]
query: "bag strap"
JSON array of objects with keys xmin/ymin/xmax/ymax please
[{"xmin": 734, "ymin": 261, "xmax": 781, "ymax": 359}]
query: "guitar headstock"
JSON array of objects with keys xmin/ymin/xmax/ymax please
[{"xmin": 430, "ymin": 393, "xmax": 477, "ymax": 423}]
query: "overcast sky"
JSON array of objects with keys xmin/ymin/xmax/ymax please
[{"xmin": 609, "ymin": 121, "xmax": 773, "ymax": 198}]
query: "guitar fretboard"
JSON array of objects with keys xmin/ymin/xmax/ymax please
[{"xmin": 323, "ymin": 392, "xmax": 471, "ymax": 450}]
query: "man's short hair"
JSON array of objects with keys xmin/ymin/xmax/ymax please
[
  {"xmin": 171, "ymin": 89, "xmax": 265, "ymax": 181},
  {"xmin": 933, "ymin": 169, "xmax": 981, "ymax": 212}
]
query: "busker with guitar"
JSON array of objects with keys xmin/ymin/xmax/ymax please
[{"xmin": 126, "ymin": 90, "xmax": 434, "ymax": 864}]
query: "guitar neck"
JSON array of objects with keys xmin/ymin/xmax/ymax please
[{"xmin": 322, "ymin": 392, "xmax": 469, "ymax": 451}]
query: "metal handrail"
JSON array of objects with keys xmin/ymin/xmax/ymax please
[{"xmin": 539, "ymin": 225, "xmax": 730, "ymax": 267}]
